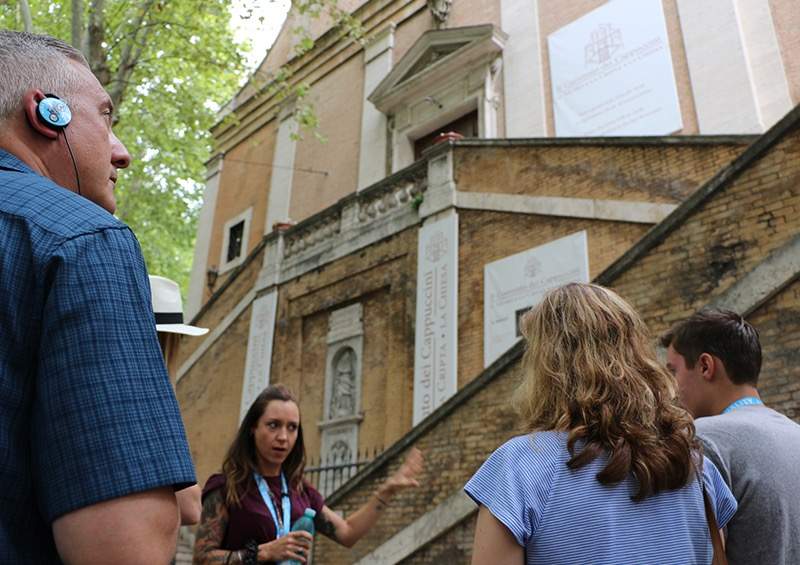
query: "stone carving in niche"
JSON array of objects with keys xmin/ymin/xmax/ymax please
[
  {"xmin": 318, "ymin": 303, "xmax": 364, "ymax": 495},
  {"xmin": 329, "ymin": 439, "xmax": 352, "ymax": 464},
  {"xmin": 427, "ymin": 0, "xmax": 453, "ymax": 25},
  {"xmin": 318, "ymin": 429, "xmax": 358, "ymax": 495},
  {"xmin": 330, "ymin": 347, "xmax": 357, "ymax": 418}
]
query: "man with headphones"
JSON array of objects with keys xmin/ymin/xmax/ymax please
[{"xmin": 0, "ymin": 31, "xmax": 196, "ymax": 563}]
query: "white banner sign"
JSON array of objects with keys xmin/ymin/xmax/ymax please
[
  {"xmin": 414, "ymin": 213, "xmax": 458, "ymax": 426},
  {"xmin": 240, "ymin": 290, "xmax": 278, "ymax": 422},
  {"xmin": 484, "ymin": 231, "xmax": 589, "ymax": 367},
  {"xmin": 548, "ymin": 0, "xmax": 682, "ymax": 136}
]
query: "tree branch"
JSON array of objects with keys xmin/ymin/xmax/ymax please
[
  {"xmin": 18, "ymin": 0, "xmax": 33, "ymax": 32},
  {"xmin": 107, "ymin": 0, "xmax": 158, "ymax": 108}
]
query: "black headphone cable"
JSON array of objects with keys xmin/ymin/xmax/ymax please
[{"xmin": 60, "ymin": 129, "xmax": 81, "ymax": 196}]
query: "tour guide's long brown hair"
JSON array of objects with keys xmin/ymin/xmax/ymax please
[
  {"xmin": 516, "ymin": 283, "xmax": 698, "ymax": 500},
  {"xmin": 221, "ymin": 385, "xmax": 307, "ymax": 508}
]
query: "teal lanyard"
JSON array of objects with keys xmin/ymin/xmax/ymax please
[
  {"xmin": 254, "ymin": 472, "xmax": 291, "ymax": 538},
  {"xmin": 722, "ymin": 396, "xmax": 762, "ymax": 414}
]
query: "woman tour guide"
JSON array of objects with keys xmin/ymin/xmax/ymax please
[{"xmin": 194, "ymin": 385, "xmax": 423, "ymax": 564}]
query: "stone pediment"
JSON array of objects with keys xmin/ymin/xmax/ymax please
[{"xmin": 368, "ymin": 24, "xmax": 506, "ymax": 114}]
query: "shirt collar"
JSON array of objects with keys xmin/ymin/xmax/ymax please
[{"xmin": 0, "ymin": 149, "xmax": 37, "ymax": 175}]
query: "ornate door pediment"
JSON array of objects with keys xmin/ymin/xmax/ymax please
[{"xmin": 368, "ymin": 24, "xmax": 507, "ymax": 114}]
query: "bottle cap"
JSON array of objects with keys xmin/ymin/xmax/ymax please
[{"xmin": 304, "ymin": 508, "xmax": 317, "ymax": 518}]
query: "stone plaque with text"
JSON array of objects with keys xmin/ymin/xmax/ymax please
[
  {"xmin": 548, "ymin": 0, "xmax": 682, "ymax": 136},
  {"xmin": 240, "ymin": 291, "xmax": 278, "ymax": 422},
  {"xmin": 414, "ymin": 213, "xmax": 458, "ymax": 425},
  {"xmin": 484, "ymin": 231, "xmax": 589, "ymax": 367}
]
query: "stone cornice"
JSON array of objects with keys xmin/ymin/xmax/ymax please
[{"xmin": 419, "ymin": 134, "xmax": 757, "ymax": 161}]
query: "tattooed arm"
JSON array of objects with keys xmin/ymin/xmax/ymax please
[
  {"xmin": 315, "ymin": 506, "xmax": 341, "ymax": 543},
  {"xmin": 315, "ymin": 498, "xmax": 384, "ymax": 548},
  {"xmin": 315, "ymin": 448, "xmax": 424, "ymax": 548},
  {"xmin": 193, "ymin": 489, "xmax": 240, "ymax": 565}
]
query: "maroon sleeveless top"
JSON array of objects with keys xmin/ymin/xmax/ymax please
[{"xmin": 202, "ymin": 473, "xmax": 325, "ymax": 552}]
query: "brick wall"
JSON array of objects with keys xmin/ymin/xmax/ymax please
[
  {"xmin": 611, "ymin": 122, "xmax": 800, "ymax": 337},
  {"xmin": 205, "ymin": 122, "xmax": 276, "ymax": 302},
  {"xmin": 453, "ymin": 141, "xmax": 748, "ymax": 202},
  {"xmin": 749, "ymin": 278, "xmax": 800, "ymax": 420},
  {"xmin": 290, "ymin": 54, "xmax": 364, "ymax": 222},
  {"xmin": 770, "ymin": 0, "xmax": 800, "ymax": 104},
  {"xmin": 315, "ymin": 362, "xmax": 524, "ymax": 564},
  {"xmin": 179, "ymin": 239, "xmax": 265, "ymax": 366},
  {"xmin": 271, "ymin": 229, "xmax": 418, "ymax": 459},
  {"xmin": 399, "ymin": 515, "xmax": 477, "ymax": 564},
  {"xmin": 457, "ymin": 209, "xmax": 650, "ymax": 387},
  {"xmin": 175, "ymin": 295, "xmax": 252, "ymax": 486},
  {"xmin": 453, "ymin": 139, "xmax": 749, "ymax": 387}
]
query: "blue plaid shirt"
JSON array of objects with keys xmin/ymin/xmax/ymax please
[{"xmin": 0, "ymin": 150, "xmax": 196, "ymax": 562}]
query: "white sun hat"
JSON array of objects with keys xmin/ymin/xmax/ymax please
[{"xmin": 149, "ymin": 275, "xmax": 209, "ymax": 336}]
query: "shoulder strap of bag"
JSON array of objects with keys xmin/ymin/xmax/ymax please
[{"xmin": 697, "ymin": 464, "xmax": 728, "ymax": 565}]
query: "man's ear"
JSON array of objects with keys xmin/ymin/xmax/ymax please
[
  {"xmin": 23, "ymin": 90, "xmax": 60, "ymax": 141},
  {"xmin": 697, "ymin": 352, "xmax": 716, "ymax": 382}
]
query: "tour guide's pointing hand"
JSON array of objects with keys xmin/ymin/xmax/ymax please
[
  {"xmin": 259, "ymin": 530, "xmax": 313, "ymax": 563},
  {"xmin": 381, "ymin": 447, "xmax": 424, "ymax": 497}
]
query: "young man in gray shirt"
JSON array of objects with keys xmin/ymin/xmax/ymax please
[{"xmin": 662, "ymin": 309, "xmax": 800, "ymax": 565}]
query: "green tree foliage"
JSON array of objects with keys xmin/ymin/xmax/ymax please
[
  {"xmin": 1, "ymin": 0, "xmax": 248, "ymax": 292},
  {"xmin": 2, "ymin": 0, "xmax": 362, "ymax": 295}
]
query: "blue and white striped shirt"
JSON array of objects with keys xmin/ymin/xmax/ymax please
[{"xmin": 465, "ymin": 432, "xmax": 736, "ymax": 565}]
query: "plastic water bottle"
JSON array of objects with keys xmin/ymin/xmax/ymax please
[{"xmin": 280, "ymin": 508, "xmax": 316, "ymax": 565}]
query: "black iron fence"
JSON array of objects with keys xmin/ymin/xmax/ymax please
[{"xmin": 305, "ymin": 447, "xmax": 381, "ymax": 497}]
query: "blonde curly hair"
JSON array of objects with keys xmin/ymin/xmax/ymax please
[{"xmin": 516, "ymin": 283, "xmax": 698, "ymax": 500}]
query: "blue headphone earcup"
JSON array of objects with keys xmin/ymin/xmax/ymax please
[{"xmin": 37, "ymin": 95, "xmax": 72, "ymax": 129}]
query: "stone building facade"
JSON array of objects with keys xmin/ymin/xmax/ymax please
[
  {"xmin": 175, "ymin": 136, "xmax": 749, "ymax": 483},
  {"xmin": 312, "ymin": 105, "xmax": 800, "ymax": 565},
  {"xmin": 174, "ymin": 0, "xmax": 800, "ymax": 561}
]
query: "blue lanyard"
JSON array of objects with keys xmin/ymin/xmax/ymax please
[
  {"xmin": 254, "ymin": 472, "xmax": 291, "ymax": 538},
  {"xmin": 722, "ymin": 396, "xmax": 763, "ymax": 414}
]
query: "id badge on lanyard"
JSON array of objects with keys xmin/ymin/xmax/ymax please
[{"xmin": 254, "ymin": 472, "xmax": 292, "ymax": 538}]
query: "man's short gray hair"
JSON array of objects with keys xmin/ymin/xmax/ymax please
[{"xmin": 0, "ymin": 31, "xmax": 90, "ymax": 123}]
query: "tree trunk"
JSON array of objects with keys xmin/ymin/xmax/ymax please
[
  {"xmin": 71, "ymin": 0, "xmax": 83, "ymax": 50},
  {"xmin": 87, "ymin": 0, "xmax": 110, "ymax": 85},
  {"xmin": 18, "ymin": 0, "xmax": 33, "ymax": 32}
]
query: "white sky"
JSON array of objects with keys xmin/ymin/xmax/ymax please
[{"xmin": 230, "ymin": 0, "xmax": 292, "ymax": 71}]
